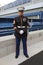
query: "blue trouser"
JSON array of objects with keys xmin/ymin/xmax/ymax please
[{"xmin": 16, "ymin": 36, "xmax": 28, "ymax": 56}]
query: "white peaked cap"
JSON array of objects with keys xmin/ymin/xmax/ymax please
[{"xmin": 17, "ymin": 7, "xmax": 25, "ymax": 11}]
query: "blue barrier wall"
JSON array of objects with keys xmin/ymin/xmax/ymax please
[
  {"xmin": 0, "ymin": 18, "xmax": 14, "ymax": 36},
  {"xmin": 0, "ymin": 18, "xmax": 43, "ymax": 37}
]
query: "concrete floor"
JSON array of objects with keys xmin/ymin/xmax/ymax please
[{"xmin": 0, "ymin": 40, "xmax": 43, "ymax": 65}]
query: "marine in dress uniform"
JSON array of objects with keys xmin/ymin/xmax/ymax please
[{"xmin": 13, "ymin": 7, "xmax": 30, "ymax": 58}]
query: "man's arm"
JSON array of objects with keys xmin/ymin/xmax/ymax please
[
  {"xmin": 13, "ymin": 20, "xmax": 17, "ymax": 30},
  {"xmin": 13, "ymin": 19, "xmax": 20, "ymax": 34},
  {"xmin": 24, "ymin": 18, "xmax": 30, "ymax": 30},
  {"xmin": 26, "ymin": 18, "xmax": 33, "ymax": 29},
  {"xmin": 24, "ymin": 17, "xmax": 30, "ymax": 33}
]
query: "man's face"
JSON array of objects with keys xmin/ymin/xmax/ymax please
[{"xmin": 18, "ymin": 11, "xmax": 24, "ymax": 16}]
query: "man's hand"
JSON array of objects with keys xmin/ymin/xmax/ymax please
[
  {"xmin": 14, "ymin": 27, "xmax": 17, "ymax": 30},
  {"xmin": 19, "ymin": 30, "xmax": 24, "ymax": 35}
]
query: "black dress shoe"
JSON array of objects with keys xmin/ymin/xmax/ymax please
[
  {"xmin": 24, "ymin": 54, "xmax": 29, "ymax": 58},
  {"xmin": 15, "ymin": 55, "xmax": 19, "ymax": 59}
]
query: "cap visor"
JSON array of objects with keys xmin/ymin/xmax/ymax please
[{"xmin": 19, "ymin": 10, "xmax": 24, "ymax": 12}]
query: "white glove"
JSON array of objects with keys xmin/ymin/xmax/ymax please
[{"xmin": 19, "ymin": 30, "xmax": 24, "ymax": 34}]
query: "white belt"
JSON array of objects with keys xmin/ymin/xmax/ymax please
[
  {"xmin": 17, "ymin": 26, "xmax": 25, "ymax": 28},
  {"xmin": 17, "ymin": 26, "xmax": 29, "ymax": 28}
]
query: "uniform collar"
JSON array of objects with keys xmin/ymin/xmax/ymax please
[{"xmin": 19, "ymin": 15, "xmax": 24, "ymax": 18}]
